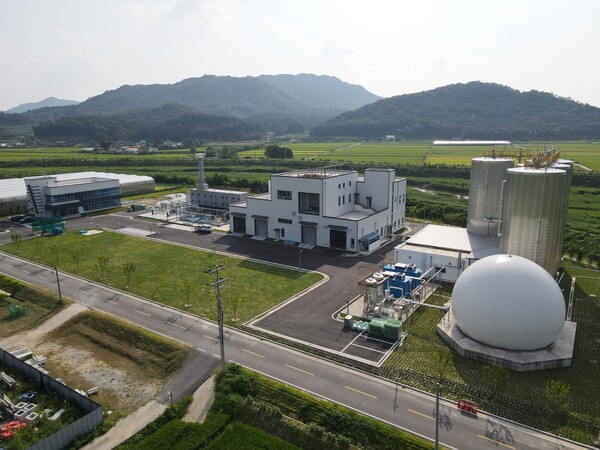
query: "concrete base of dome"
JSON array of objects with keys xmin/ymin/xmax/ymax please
[{"xmin": 436, "ymin": 311, "xmax": 576, "ymax": 372}]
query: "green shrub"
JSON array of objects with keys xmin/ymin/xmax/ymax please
[
  {"xmin": 205, "ymin": 422, "xmax": 300, "ymax": 450},
  {"xmin": 0, "ymin": 274, "xmax": 27, "ymax": 294}
]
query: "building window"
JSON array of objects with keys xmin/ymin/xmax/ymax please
[
  {"xmin": 281, "ymin": 228, "xmax": 285, "ymax": 237},
  {"xmin": 351, "ymin": 238, "xmax": 355, "ymax": 248},
  {"xmin": 338, "ymin": 197, "xmax": 341, "ymax": 206},
  {"xmin": 278, "ymin": 218, "xmax": 292, "ymax": 224},
  {"xmin": 343, "ymin": 182, "xmax": 345, "ymax": 188},
  {"xmin": 349, "ymin": 194, "xmax": 352, "ymax": 203},
  {"xmin": 338, "ymin": 183, "xmax": 341, "ymax": 189},
  {"xmin": 349, "ymin": 181, "xmax": 352, "ymax": 186},
  {"xmin": 366, "ymin": 196, "xmax": 372, "ymax": 209},
  {"xmin": 277, "ymin": 190, "xmax": 292, "ymax": 200},
  {"xmin": 342, "ymin": 196, "xmax": 345, "ymax": 204}
]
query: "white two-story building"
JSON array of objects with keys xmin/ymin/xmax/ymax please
[{"xmin": 229, "ymin": 166, "xmax": 406, "ymax": 252}]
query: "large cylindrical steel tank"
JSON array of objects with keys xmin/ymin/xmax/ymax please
[
  {"xmin": 550, "ymin": 159, "xmax": 573, "ymax": 271},
  {"xmin": 467, "ymin": 157, "xmax": 514, "ymax": 236},
  {"xmin": 500, "ymin": 167, "xmax": 568, "ymax": 275}
]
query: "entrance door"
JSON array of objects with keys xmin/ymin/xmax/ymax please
[
  {"xmin": 255, "ymin": 219, "xmax": 268, "ymax": 237},
  {"xmin": 301, "ymin": 226, "xmax": 316, "ymax": 245},
  {"xmin": 233, "ymin": 216, "xmax": 246, "ymax": 233},
  {"xmin": 330, "ymin": 229, "xmax": 346, "ymax": 249}
]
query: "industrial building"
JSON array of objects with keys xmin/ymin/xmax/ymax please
[
  {"xmin": 395, "ymin": 150, "xmax": 573, "ymax": 279},
  {"xmin": 0, "ymin": 178, "xmax": 28, "ymax": 215},
  {"xmin": 0, "ymin": 172, "xmax": 155, "ymax": 218},
  {"xmin": 229, "ymin": 165, "xmax": 406, "ymax": 252},
  {"xmin": 437, "ymin": 254, "xmax": 576, "ymax": 371},
  {"xmin": 188, "ymin": 154, "xmax": 247, "ymax": 209}
]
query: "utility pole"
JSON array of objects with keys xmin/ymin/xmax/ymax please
[
  {"xmin": 298, "ymin": 249, "xmax": 304, "ymax": 271},
  {"xmin": 54, "ymin": 265, "xmax": 63, "ymax": 305},
  {"xmin": 435, "ymin": 383, "xmax": 440, "ymax": 450},
  {"xmin": 207, "ymin": 265, "xmax": 228, "ymax": 372}
]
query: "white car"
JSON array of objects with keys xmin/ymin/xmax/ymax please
[{"xmin": 195, "ymin": 224, "xmax": 212, "ymax": 233}]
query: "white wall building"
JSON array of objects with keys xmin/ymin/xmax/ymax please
[
  {"xmin": 229, "ymin": 166, "xmax": 406, "ymax": 252},
  {"xmin": 24, "ymin": 175, "xmax": 122, "ymax": 218},
  {"xmin": 189, "ymin": 154, "xmax": 247, "ymax": 209},
  {"xmin": 1, "ymin": 172, "xmax": 154, "ymax": 217},
  {"xmin": 395, "ymin": 224, "xmax": 500, "ymax": 282}
]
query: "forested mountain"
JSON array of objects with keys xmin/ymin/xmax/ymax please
[
  {"xmin": 17, "ymin": 74, "xmax": 380, "ymax": 130},
  {"xmin": 257, "ymin": 74, "xmax": 381, "ymax": 111},
  {"xmin": 33, "ymin": 104, "xmax": 261, "ymax": 142},
  {"xmin": 311, "ymin": 82, "xmax": 600, "ymax": 140},
  {"xmin": 5, "ymin": 97, "xmax": 80, "ymax": 114}
]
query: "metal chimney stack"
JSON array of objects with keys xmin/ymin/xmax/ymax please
[{"xmin": 197, "ymin": 153, "xmax": 208, "ymax": 190}]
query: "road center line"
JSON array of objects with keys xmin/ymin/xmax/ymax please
[
  {"xmin": 166, "ymin": 321, "xmax": 185, "ymax": 329},
  {"xmin": 477, "ymin": 434, "xmax": 515, "ymax": 449},
  {"xmin": 408, "ymin": 409, "xmax": 434, "ymax": 420},
  {"xmin": 204, "ymin": 334, "xmax": 219, "ymax": 341},
  {"xmin": 285, "ymin": 364, "xmax": 314, "ymax": 376},
  {"xmin": 134, "ymin": 309, "xmax": 150, "ymax": 316},
  {"xmin": 242, "ymin": 348, "xmax": 265, "ymax": 358},
  {"xmin": 107, "ymin": 300, "xmax": 118, "ymax": 305},
  {"xmin": 344, "ymin": 385, "xmax": 377, "ymax": 399}
]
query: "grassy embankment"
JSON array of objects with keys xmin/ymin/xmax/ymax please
[
  {"xmin": 1, "ymin": 230, "xmax": 323, "ymax": 324},
  {"xmin": 0, "ymin": 273, "xmax": 71, "ymax": 337},
  {"xmin": 117, "ymin": 364, "xmax": 434, "ymax": 450}
]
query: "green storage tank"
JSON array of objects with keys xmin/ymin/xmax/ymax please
[
  {"xmin": 384, "ymin": 319, "xmax": 402, "ymax": 340},
  {"xmin": 368, "ymin": 318, "xmax": 386, "ymax": 337}
]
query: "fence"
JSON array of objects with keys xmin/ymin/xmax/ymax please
[{"xmin": 0, "ymin": 347, "xmax": 103, "ymax": 450}]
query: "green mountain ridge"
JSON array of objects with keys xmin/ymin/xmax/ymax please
[
  {"xmin": 311, "ymin": 81, "xmax": 600, "ymax": 140},
  {"xmin": 15, "ymin": 74, "xmax": 381, "ymax": 128}
]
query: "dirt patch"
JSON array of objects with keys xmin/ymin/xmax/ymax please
[
  {"xmin": 38, "ymin": 342, "xmax": 161, "ymax": 413},
  {"xmin": 0, "ymin": 305, "xmax": 187, "ymax": 414}
]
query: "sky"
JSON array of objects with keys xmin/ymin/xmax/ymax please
[{"xmin": 1, "ymin": 0, "xmax": 599, "ymax": 111}]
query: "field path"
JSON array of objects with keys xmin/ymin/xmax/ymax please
[
  {"xmin": 81, "ymin": 400, "xmax": 167, "ymax": 450},
  {"xmin": 0, "ymin": 302, "xmax": 87, "ymax": 350},
  {"xmin": 308, "ymin": 141, "xmax": 362, "ymax": 159}
]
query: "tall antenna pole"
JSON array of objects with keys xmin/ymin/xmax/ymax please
[{"xmin": 207, "ymin": 265, "xmax": 227, "ymax": 371}]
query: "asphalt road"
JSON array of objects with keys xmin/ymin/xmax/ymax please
[{"xmin": 0, "ymin": 217, "xmax": 590, "ymax": 449}]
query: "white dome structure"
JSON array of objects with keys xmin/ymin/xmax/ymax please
[{"xmin": 451, "ymin": 254, "xmax": 566, "ymax": 351}]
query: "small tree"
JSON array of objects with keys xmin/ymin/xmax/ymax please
[
  {"xmin": 96, "ymin": 256, "xmax": 111, "ymax": 284},
  {"xmin": 181, "ymin": 278, "xmax": 194, "ymax": 308},
  {"xmin": 482, "ymin": 364, "xmax": 510, "ymax": 400},
  {"xmin": 123, "ymin": 261, "xmax": 137, "ymax": 289},
  {"xmin": 71, "ymin": 248, "xmax": 81, "ymax": 273},
  {"xmin": 545, "ymin": 380, "xmax": 570, "ymax": 413},
  {"xmin": 48, "ymin": 242, "xmax": 60, "ymax": 266},
  {"xmin": 33, "ymin": 239, "xmax": 44, "ymax": 260},
  {"xmin": 10, "ymin": 230, "xmax": 23, "ymax": 253}
]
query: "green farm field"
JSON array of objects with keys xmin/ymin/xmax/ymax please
[
  {"xmin": 237, "ymin": 142, "xmax": 357, "ymax": 159},
  {"xmin": 1, "ymin": 231, "xmax": 322, "ymax": 324}
]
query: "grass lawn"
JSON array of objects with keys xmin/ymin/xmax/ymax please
[{"xmin": 1, "ymin": 231, "xmax": 323, "ymax": 324}]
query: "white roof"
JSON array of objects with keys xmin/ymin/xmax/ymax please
[
  {"xmin": 433, "ymin": 140, "xmax": 511, "ymax": 146},
  {"xmin": 0, "ymin": 178, "xmax": 27, "ymax": 200},
  {"xmin": 2, "ymin": 172, "xmax": 154, "ymax": 201},
  {"xmin": 404, "ymin": 224, "xmax": 499, "ymax": 259}
]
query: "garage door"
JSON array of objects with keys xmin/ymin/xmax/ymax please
[
  {"xmin": 232, "ymin": 216, "xmax": 246, "ymax": 233},
  {"xmin": 301, "ymin": 225, "xmax": 317, "ymax": 245},
  {"xmin": 255, "ymin": 219, "xmax": 268, "ymax": 237}
]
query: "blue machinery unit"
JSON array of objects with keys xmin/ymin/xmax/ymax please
[{"xmin": 382, "ymin": 263, "xmax": 422, "ymax": 299}]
